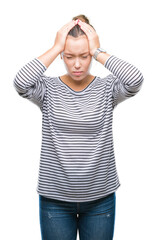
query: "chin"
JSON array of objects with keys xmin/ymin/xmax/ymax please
[
  {"xmin": 73, "ymin": 76, "xmax": 84, "ymax": 81},
  {"xmin": 70, "ymin": 73, "xmax": 88, "ymax": 81}
]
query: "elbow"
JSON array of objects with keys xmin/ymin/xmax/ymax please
[
  {"xmin": 13, "ymin": 74, "xmax": 19, "ymax": 89},
  {"xmin": 136, "ymin": 70, "xmax": 144, "ymax": 92},
  {"xmin": 13, "ymin": 72, "xmax": 27, "ymax": 94},
  {"xmin": 130, "ymin": 69, "xmax": 144, "ymax": 90},
  {"xmin": 13, "ymin": 74, "xmax": 20, "ymax": 92},
  {"xmin": 125, "ymin": 69, "xmax": 144, "ymax": 96},
  {"xmin": 138, "ymin": 70, "xmax": 144, "ymax": 85}
]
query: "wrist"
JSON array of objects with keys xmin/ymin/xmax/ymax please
[
  {"xmin": 37, "ymin": 46, "xmax": 61, "ymax": 68},
  {"xmin": 96, "ymin": 52, "xmax": 111, "ymax": 65},
  {"xmin": 52, "ymin": 45, "xmax": 62, "ymax": 55},
  {"xmin": 91, "ymin": 48, "xmax": 98, "ymax": 57},
  {"xmin": 93, "ymin": 48, "xmax": 107, "ymax": 60}
]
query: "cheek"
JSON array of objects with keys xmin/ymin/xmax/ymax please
[
  {"xmin": 63, "ymin": 60, "xmax": 71, "ymax": 71},
  {"xmin": 85, "ymin": 59, "xmax": 92, "ymax": 69}
]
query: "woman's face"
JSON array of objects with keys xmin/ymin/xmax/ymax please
[{"xmin": 61, "ymin": 35, "xmax": 93, "ymax": 81}]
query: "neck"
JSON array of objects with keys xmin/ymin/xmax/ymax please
[{"xmin": 63, "ymin": 74, "xmax": 94, "ymax": 86}]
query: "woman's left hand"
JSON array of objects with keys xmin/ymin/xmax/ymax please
[{"xmin": 77, "ymin": 20, "xmax": 100, "ymax": 56}]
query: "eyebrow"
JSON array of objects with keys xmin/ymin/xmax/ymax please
[{"xmin": 64, "ymin": 52, "xmax": 89, "ymax": 56}]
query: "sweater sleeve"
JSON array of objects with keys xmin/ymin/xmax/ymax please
[
  {"xmin": 104, "ymin": 55, "xmax": 144, "ymax": 108},
  {"xmin": 13, "ymin": 58, "xmax": 47, "ymax": 109}
]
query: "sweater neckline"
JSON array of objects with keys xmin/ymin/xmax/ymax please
[{"xmin": 57, "ymin": 76, "xmax": 97, "ymax": 94}]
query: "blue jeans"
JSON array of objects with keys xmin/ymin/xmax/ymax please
[{"xmin": 39, "ymin": 192, "xmax": 116, "ymax": 240}]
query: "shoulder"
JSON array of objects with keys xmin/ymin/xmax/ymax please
[
  {"xmin": 95, "ymin": 74, "xmax": 117, "ymax": 94},
  {"xmin": 41, "ymin": 75, "xmax": 58, "ymax": 84},
  {"xmin": 96, "ymin": 74, "xmax": 115, "ymax": 85}
]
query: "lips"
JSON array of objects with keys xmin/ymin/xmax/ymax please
[{"xmin": 73, "ymin": 71, "xmax": 83, "ymax": 76}]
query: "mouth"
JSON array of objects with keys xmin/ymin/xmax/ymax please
[{"xmin": 72, "ymin": 71, "xmax": 83, "ymax": 76}]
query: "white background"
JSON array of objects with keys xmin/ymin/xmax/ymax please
[{"xmin": 0, "ymin": 0, "xmax": 157, "ymax": 239}]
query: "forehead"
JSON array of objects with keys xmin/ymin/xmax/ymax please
[{"xmin": 64, "ymin": 35, "xmax": 89, "ymax": 54}]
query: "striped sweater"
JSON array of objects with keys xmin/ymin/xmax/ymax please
[{"xmin": 13, "ymin": 55, "xmax": 144, "ymax": 202}]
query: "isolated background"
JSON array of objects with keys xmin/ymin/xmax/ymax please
[{"xmin": 1, "ymin": 0, "xmax": 156, "ymax": 239}]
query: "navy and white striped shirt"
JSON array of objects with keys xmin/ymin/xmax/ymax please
[{"xmin": 13, "ymin": 55, "xmax": 144, "ymax": 202}]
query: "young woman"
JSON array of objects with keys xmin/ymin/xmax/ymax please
[{"xmin": 13, "ymin": 14, "xmax": 144, "ymax": 240}]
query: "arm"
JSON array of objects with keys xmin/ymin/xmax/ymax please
[
  {"xmin": 13, "ymin": 20, "xmax": 77, "ymax": 108},
  {"xmin": 37, "ymin": 20, "xmax": 77, "ymax": 67},
  {"xmin": 104, "ymin": 54, "xmax": 144, "ymax": 107},
  {"xmin": 13, "ymin": 57, "xmax": 47, "ymax": 109},
  {"xmin": 78, "ymin": 20, "xmax": 144, "ymax": 107},
  {"xmin": 96, "ymin": 52, "xmax": 144, "ymax": 107}
]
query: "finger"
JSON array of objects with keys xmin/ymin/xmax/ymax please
[
  {"xmin": 78, "ymin": 20, "xmax": 95, "ymax": 32},
  {"xmin": 63, "ymin": 21, "xmax": 78, "ymax": 33},
  {"xmin": 78, "ymin": 22, "xmax": 93, "ymax": 36},
  {"xmin": 78, "ymin": 25, "xmax": 93, "ymax": 37},
  {"xmin": 60, "ymin": 20, "xmax": 77, "ymax": 31}
]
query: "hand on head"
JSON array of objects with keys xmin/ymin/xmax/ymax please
[
  {"xmin": 77, "ymin": 19, "xmax": 100, "ymax": 56},
  {"xmin": 53, "ymin": 19, "xmax": 100, "ymax": 56},
  {"xmin": 53, "ymin": 20, "xmax": 77, "ymax": 53}
]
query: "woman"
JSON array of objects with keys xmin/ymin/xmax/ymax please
[{"xmin": 13, "ymin": 15, "xmax": 144, "ymax": 240}]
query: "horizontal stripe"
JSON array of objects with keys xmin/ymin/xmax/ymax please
[{"xmin": 13, "ymin": 55, "xmax": 144, "ymax": 202}]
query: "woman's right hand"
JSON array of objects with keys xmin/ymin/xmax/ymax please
[
  {"xmin": 53, "ymin": 20, "xmax": 77, "ymax": 53},
  {"xmin": 37, "ymin": 20, "xmax": 78, "ymax": 68}
]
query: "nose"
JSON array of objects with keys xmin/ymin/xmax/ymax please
[{"xmin": 74, "ymin": 57, "xmax": 81, "ymax": 68}]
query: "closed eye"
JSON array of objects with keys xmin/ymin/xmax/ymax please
[{"xmin": 65, "ymin": 55, "xmax": 89, "ymax": 59}]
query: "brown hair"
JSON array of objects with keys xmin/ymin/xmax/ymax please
[{"xmin": 68, "ymin": 14, "xmax": 95, "ymax": 38}]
